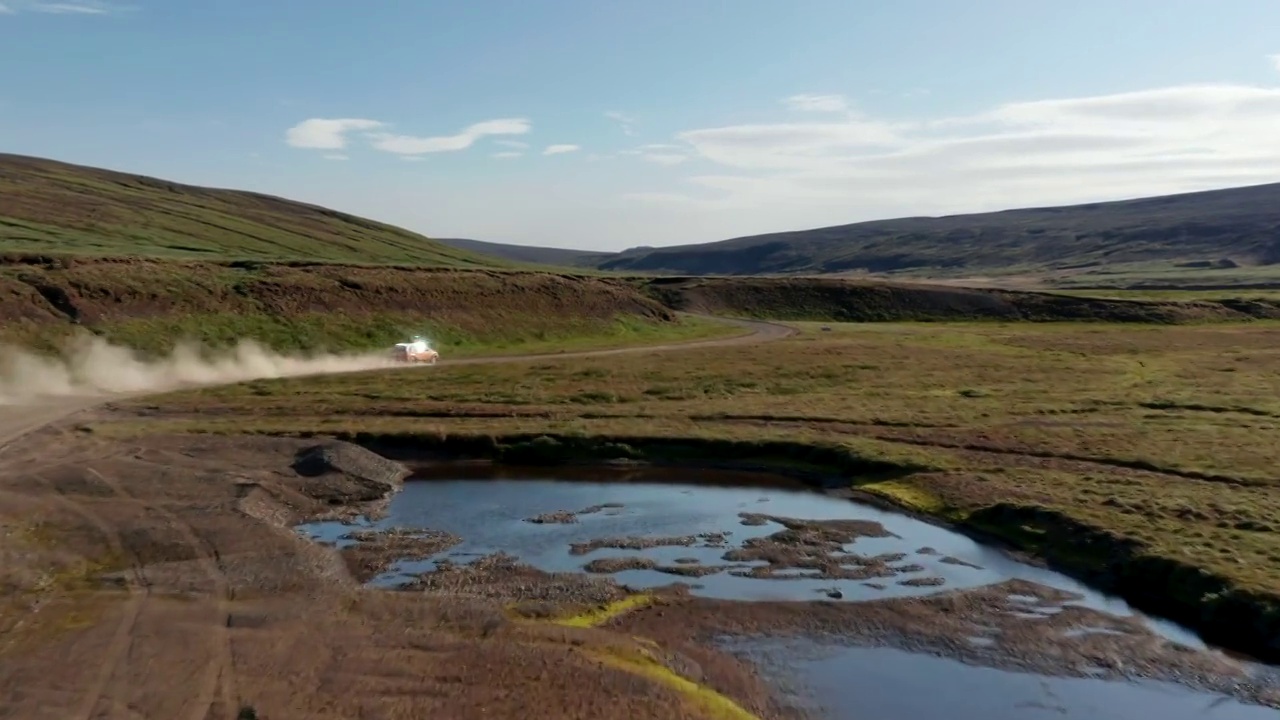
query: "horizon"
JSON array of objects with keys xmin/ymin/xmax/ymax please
[{"xmin": 3, "ymin": 1, "xmax": 1280, "ymax": 252}]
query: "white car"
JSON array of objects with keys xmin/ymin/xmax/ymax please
[{"xmin": 390, "ymin": 337, "xmax": 439, "ymax": 364}]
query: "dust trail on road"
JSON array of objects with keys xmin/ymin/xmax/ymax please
[{"xmin": 0, "ymin": 331, "xmax": 410, "ymax": 405}]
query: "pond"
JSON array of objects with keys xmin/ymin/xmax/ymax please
[
  {"xmin": 295, "ymin": 464, "xmax": 1280, "ymax": 718},
  {"xmin": 721, "ymin": 638, "xmax": 1278, "ymax": 720},
  {"xmin": 299, "ymin": 465, "xmax": 1202, "ymax": 646}
]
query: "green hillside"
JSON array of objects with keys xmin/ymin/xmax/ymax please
[{"xmin": 0, "ymin": 153, "xmax": 505, "ymax": 268}]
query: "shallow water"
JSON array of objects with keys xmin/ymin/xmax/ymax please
[
  {"xmin": 296, "ymin": 467, "xmax": 1207, "ymax": 648},
  {"xmin": 722, "ymin": 638, "xmax": 1276, "ymax": 720}
]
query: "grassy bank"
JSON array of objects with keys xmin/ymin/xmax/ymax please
[
  {"xmin": 0, "ymin": 257, "xmax": 739, "ymax": 356},
  {"xmin": 107, "ymin": 319, "xmax": 1280, "ymax": 661}
]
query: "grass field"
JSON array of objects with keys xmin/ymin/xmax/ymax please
[
  {"xmin": 0, "ymin": 154, "xmax": 510, "ymax": 268},
  {"xmin": 4, "ymin": 307, "xmax": 741, "ymax": 359},
  {"xmin": 109, "ymin": 319, "xmax": 1280, "ymax": 658}
]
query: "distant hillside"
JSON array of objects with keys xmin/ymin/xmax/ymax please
[
  {"xmin": 588, "ymin": 183, "xmax": 1280, "ymax": 285},
  {"xmin": 435, "ymin": 237, "xmax": 609, "ymax": 268},
  {"xmin": 0, "ymin": 154, "xmax": 505, "ymax": 268}
]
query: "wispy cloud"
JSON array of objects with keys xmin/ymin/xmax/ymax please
[
  {"xmin": 495, "ymin": 139, "xmax": 529, "ymax": 149},
  {"xmin": 543, "ymin": 144, "xmax": 580, "ymax": 155},
  {"xmin": 642, "ymin": 153, "xmax": 688, "ymax": 166},
  {"xmin": 615, "ymin": 143, "xmax": 690, "ymax": 166},
  {"xmin": 285, "ymin": 117, "xmax": 531, "ymax": 158},
  {"xmin": 1270, "ymin": 54, "xmax": 1280, "ymax": 73},
  {"xmin": 33, "ymin": 3, "xmax": 107, "ymax": 12},
  {"xmin": 323, "ymin": 154, "xmax": 348, "ymax": 161},
  {"xmin": 1, "ymin": 0, "xmax": 133, "ymax": 12},
  {"xmin": 605, "ymin": 110, "xmax": 636, "ymax": 136},
  {"xmin": 628, "ymin": 83, "xmax": 1280, "ymax": 228},
  {"xmin": 492, "ymin": 151, "xmax": 523, "ymax": 159},
  {"xmin": 781, "ymin": 93, "xmax": 850, "ymax": 113},
  {"xmin": 285, "ymin": 118, "xmax": 385, "ymax": 150},
  {"xmin": 367, "ymin": 118, "xmax": 530, "ymax": 156}
]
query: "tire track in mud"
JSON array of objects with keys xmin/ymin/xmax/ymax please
[
  {"xmin": 0, "ymin": 444, "xmax": 150, "ymax": 720},
  {"xmin": 83, "ymin": 467, "xmax": 240, "ymax": 720}
]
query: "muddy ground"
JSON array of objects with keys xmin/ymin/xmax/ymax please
[{"xmin": 1, "ymin": 428, "xmax": 1276, "ymax": 719}]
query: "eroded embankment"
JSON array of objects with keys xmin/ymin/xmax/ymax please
[
  {"xmin": 300, "ymin": 429, "xmax": 1280, "ymax": 666},
  {"xmin": 636, "ymin": 276, "xmax": 1280, "ymax": 324},
  {"xmin": 0, "ymin": 256, "xmax": 678, "ymax": 355}
]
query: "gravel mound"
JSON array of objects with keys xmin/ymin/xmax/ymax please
[{"xmin": 292, "ymin": 442, "xmax": 409, "ymax": 486}]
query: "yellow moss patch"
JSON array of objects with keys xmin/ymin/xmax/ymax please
[
  {"xmin": 0, "ymin": 593, "xmax": 115, "ymax": 657},
  {"xmin": 859, "ymin": 479, "xmax": 962, "ymax": 520},
  {"xmin": 505, "ymin": 593, "xmax": 759, "ymax": 719},
  {"xmin": 591, "ymin": 645, "xmax": 761, "ymax": 720},
  {"xmin": 547, "ymin": 592, "xmax": 657, "ymax": 628}
]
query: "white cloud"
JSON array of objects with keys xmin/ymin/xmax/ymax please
[
  {"xmin": 31, "ymin": 0, "xmax": 131, "ymax": 13},
  {"xmin": 1, "ymin": 0, "xmax": 132, "ymax": 12},
  {"xmin": 285, "ymin": 118, "xmax": 384, "ymax": 150},
  {"xmin": 492, "ymin": 151, "xmax": 523, "ymax": 159},
  {"xmin": 542, "ymin": 144, "xmax": 580, "ymax": 155},
  {"xmin": 677, "ymin": 120, "xmax": 900, "ymax": 170},
  {"xmin": 367, "ymin": 118, "xmax": 530, "ymax": 155},
  {"xmin": 615, "ymin": 143, "xmax": 691, "ymax": 166},
  {"xmin": 642, "ymin": 153, "xmax": 688, "ymax": 166},
  {"xmin": 635, "ymin": 82, "xmax": 1280, "ymax": 229},
  {"xmin": 33, "ymin": 2, "xmax": 106, "ymax": 12},
  {"xmin": 323, "ymin": 154, "xmax": 348, "ymax": 161},
  {"xmin": 1270, "ymin": 54, "xmax": 1280, "ymax": 73},
  {"xmin": 782, "ymin": 93, "xmax": 850, "ymax": 113},
  {"xmin": 605, "ymin": 110, "xmax": 636, "ymax": 136}
]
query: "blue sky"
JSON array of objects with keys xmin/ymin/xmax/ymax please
[{"xmin": 3, "ymin": 0, "xmax": 1280, "ymax": 251}]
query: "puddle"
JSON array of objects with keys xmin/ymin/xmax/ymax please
[
  {"xmin": 295, "ymin": 466, "xmax": 1212, "ymax": 649},
  {"xmin": 721, "ymin": 637, "xmax": 1278, "ymax": 720}
]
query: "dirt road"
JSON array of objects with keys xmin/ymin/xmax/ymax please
[
  {"xmin": 0, "ymin": 315, "xmax": 796, "ymax": 720},
  {"xmin": 0, "ymin": 315, "xmax": 793, "ymax": 452}
]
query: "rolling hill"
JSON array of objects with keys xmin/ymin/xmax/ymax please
[
  {"xmin": 437, "ymin": 183, "xmax": 1280, "ymax": 287},
  {"xmin": 0, "ymin": 153, "xmax": 506, "ymax": 268},
  {"xmin": 434, "ymin": 236, "xmax": 610, "ymax": 269}
]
